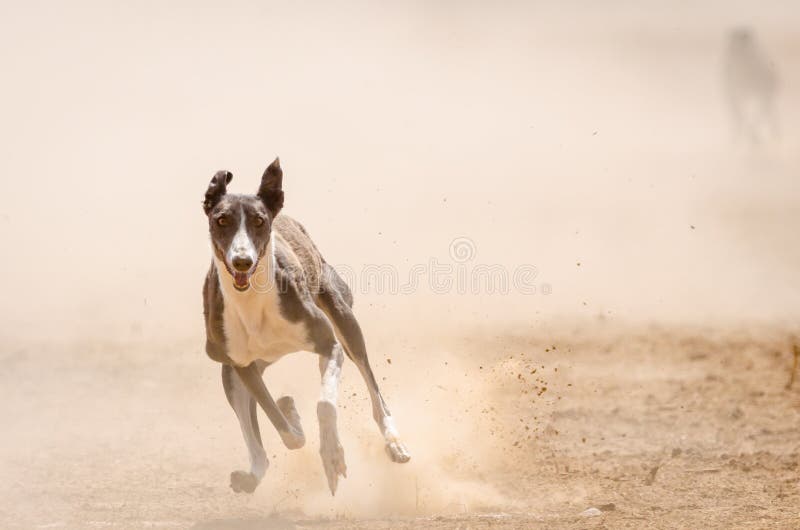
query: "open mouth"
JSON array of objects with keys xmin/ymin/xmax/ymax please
[
  {"xmin": 232, "ymin": 271, "xmax": 250, "ymax": 291},
  {"xmin": 222, "ymin": 260, "xmax": 257, "ymax": 292}
]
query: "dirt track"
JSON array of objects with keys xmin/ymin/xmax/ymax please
[{"xmin": 3, "ymin": 321, "xmax": 799, "ymax": 529}]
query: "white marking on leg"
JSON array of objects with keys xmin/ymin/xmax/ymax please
[
  {"xmin": 355, "ymin": 362, "xmax": 400, "ymax": 443},
  {"xmin": 319, "ymin": 345, "xmax": 343, "ymax": 407},
  {"xmin": 381, "ymin": 415, "xmax": 399, "ymax": 442},
  {"xmin": 318, "ymin": 343, "xmax": 344, "ymax": 435},
  {"xmin": 318, "ymin": 343, "xmax": 347, "ymax": 494},
  {"xmin": 323, "ymin": 309, "xmax": 409, "ymax": 462}
]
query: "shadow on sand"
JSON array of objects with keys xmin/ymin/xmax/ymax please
[{"xmin": 192, "ymin": 514, "xmax": 298, "ymax": 530}]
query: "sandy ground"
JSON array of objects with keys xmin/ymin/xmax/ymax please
[{"xmin": 2, "ymin": 321, "xmax": 799, "ymax": 529}]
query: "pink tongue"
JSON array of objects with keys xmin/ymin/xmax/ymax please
[{"xmin": 234, "ymin": 272, "xmax": 248, "ymax": 287}]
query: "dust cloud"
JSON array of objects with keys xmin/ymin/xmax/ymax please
[{"xmin": 1, "ymin": 1, "xmax": 800, "ymax": 528}]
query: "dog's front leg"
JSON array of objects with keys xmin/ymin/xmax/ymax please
[
  {"xmin": 234, "ymin": 363, "xmax": 305, "ymax": 450},
  {"xmin": 317, "ymin": 342, "xmax": 347, "ymax": 495},
  {"xmin": 222, "ymin": 365, "xmax": 268, "ymax": 493}
]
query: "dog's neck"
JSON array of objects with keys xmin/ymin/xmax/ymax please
[{"xmin": 213, "ymin": 235, "xmax": 277, "ymax": 301}]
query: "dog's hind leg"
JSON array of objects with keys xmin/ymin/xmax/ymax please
[
  {"xmin": 222, "ymin": 364, "xmax": 268, "ymax": 493},
  {"xmin": 317, "ymin": 271, "xmax": 411, "ymax": 464},
  {"xmin": 316, "ymin": 341, "xmax": 347, "ymax": 495}
]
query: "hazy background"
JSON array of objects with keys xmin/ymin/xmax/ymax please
[
  {"xmin": 3, "ymin": 2, "xmax": 800, "ymax": 527},
  {"xmin": 0, "ymin": 0, "xmax": 799, "ymax": 340}
]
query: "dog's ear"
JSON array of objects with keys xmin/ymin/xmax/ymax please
[
  {"xmin": 203, "ymin": 170, "xmax": 232, "ymax": 215},
  {"xmin": 258, "ymin": 157, "xmax": 284, "ymax": 217}
]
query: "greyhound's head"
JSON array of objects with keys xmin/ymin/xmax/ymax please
[{"xmin": 203, "ymin": 158, "xmax": 284, "ymax": 292}]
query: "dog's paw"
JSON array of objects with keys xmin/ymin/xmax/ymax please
[
  {"xmin": 230, "ymin": 470, "xmax": 259, "ymax": 494},
  {"xmin": 277, "ymin": 396, "xmax": 303, "ymax": 433},
  {"xmin": 385, "ymin": 440, "xmax": 411, "ymax": 463},
  {"xmin": 277, "ymin": 396, "xmax": 305, "ymax": 450},
  {"xmin": 278, "ymin": 428, "xmax": 306, "ymax": 450},
  {"xmin": 317, "ymin": 401, "xmax": 347, "ymax": 495},
  {"xmin": 319, "ymin": 433, "xmax": 347, "ymax": 496}
]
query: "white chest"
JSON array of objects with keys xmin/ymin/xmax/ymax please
[
  {"xmin": 222, "ymin": 292, "xmax": 312, "ymax": 366},
  {"xmin": 213, "ymin": 258, "xmax": 312, "ymax": 367}
]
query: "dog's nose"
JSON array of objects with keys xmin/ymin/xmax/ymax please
[{"xmin": 232, "ymin": 256, "xmax": 253, "ymax": 272}]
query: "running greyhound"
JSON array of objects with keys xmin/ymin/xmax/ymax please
[{"xmin": 202, "ymin": 158, "xmax": 410, "ymax": 496}]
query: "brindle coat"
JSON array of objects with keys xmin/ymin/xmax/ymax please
[{"xmin": 201, "ymin": 159, "xmax": 410, "ymax": 496}]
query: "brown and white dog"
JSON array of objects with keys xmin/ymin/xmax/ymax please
[{"xmin": 202, "ymin": 158, "xmax": 410, "ymax": 496}]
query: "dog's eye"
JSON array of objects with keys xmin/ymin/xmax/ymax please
[
  {"xmin": 217, "ymin": 216, "xmax": 228, "ymax": 226},
  {"xmin": 254, "ymin": 216, "xmax": 264, "ymax": 227}
]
